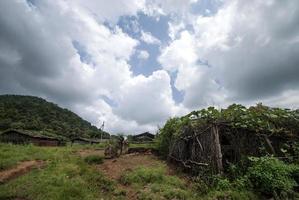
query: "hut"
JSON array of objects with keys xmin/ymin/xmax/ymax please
[
  {"xmin": 0, "ymin": 129, "xmax": 62, "ymax": 146},
  {"xmin": 71, "ymin": 137, "xmax": 102, "ymax": 145},
  {"xmin": 168, "ymin": 121, "xmax": 299, "ymax": 175},
  {"xmin": 132, "ymin": 132, "xmax": 155, "ymax": 143}
]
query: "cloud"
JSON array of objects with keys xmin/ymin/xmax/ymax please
[
  {"xmin": 159, "ymin": 31, "xmax": 228, "ymax": 109},
  {"xmin": 140, "ymin": 30, "xmax": 161, "ymax": 45},
  {"xmin": 114, "ymin": 70, "xmax": 177, "ymax": 125},
  {"xmin": 159, "ymin": 31, "xmax": 197, "ymax": 72},
  {"xmin": 198, "ymin": 0, "xmax": 299, "ymax": 102},
  {"xmin": 137, "ymin": 50, "xmax": 150, "ymax": 60},
  {"xmin": 159, "ymin": 0, "xmax": 299, "ymax": 109},
  {"xmin": 71, "ymin": 0, "xmax": 145, "ymax": 23},
  {"xmin": 0, "ymin": 0, "xmax": 149, "ymax": 133}
]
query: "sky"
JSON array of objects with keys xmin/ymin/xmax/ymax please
[{"xmin": 0, "ymin": 0, "xmax": 299, "ymax": 134}]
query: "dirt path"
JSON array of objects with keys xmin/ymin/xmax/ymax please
[
  {"xmin": 98, "ymin": 153, "xmax": 165, "ymax": 199},
  {"xmin": 99, "ymin": 153, "xmax": 162, "ymax": 180},
  {"xmin": 0, "ymin": 160, "xmax": 45, "ymax": 184}
]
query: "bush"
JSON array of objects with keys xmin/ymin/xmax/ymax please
[
  {"xmin": 84, "ymin": 155, "xmax": 104, "ymax": 165},
  {"xmin": 246, "ymin": 156, "xmax": 298, "ymax": 196},
  {"xmin": 156, "ymin": 117, "xmax": 189, "ymax": 157},
  {"xmin": 215, "ymin": 177, "xmax": 232, "ymax": 191}
]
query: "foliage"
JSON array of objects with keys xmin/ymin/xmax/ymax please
[
  {"xmin": 246, "ymin": 156, "xmax": 299, "ymax": 196},
  {"xmin": 155, "ymin": 117, "xmax": 190, "ymax": 157},
  {"xmin": 189, "ymin": 103, "xmax": 299, "ymax": 135},
  {"xmin": 84, "ymin": 155, "xmax": 104, "ymax": 165},
  {"xmin": 156, "ymin": 104, "xmax": 299, "ymax": 199},
  {"xmin": 0, "ymin": 95, "xmax": 109, "ymax": 140},
  {"xmin": 202, "ymin": 156, "xmax": 299, "ymax": 199},
  {"xmin": 157, "ymin": 104, "xmax": 299, "ymax": 161}
]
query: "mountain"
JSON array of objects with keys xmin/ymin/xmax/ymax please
[{"xmin": 0, "ymin": 95, "xmax": 109, "ymax": 140}]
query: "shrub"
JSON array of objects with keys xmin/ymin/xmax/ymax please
[
  {"xmin": 246, "ymin": 156, "xmax": 298, "ymax": 196},
  {"xmin": 84, "ymin": 155, "xmax": 104, "ymax": 165},
  {"xmin": 156, "ymin": 117, "xmax": 189, "ymax": 157},
  {"xmin": 215, "ymin": 177, "xmax": 232, "ymax": 191}
]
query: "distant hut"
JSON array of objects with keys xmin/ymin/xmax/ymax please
[
  {"xmin": 71, "ymin": 137, "xmax": 102, "ymax": 145},
  {"xmin": 132, "ymin": 132, "xmax": 155, "ymax": 143},
  {"xmin": 0, "ymin": 129, "xmax": 62, "ymax": 146}
]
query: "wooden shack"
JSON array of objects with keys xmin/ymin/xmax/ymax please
[
  {"xmin": 169, "ymin": 122, "xmax": 298, "ymax": 175},
  {"xmin": 71, "ymin": 137, "xmax": 101, "ymax": 145},
  {"xmin": 132, "ymin": 132, "xmax": 155, "ymax": 143},
  {"xmin": 0, "ymin": 129, "xmax": 62, "ymax": 146}
]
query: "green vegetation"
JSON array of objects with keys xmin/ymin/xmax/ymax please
[
  {"xmin": 0, "ymin": 144, "xmax": 116, "ymax": 200},
  {"xmin": 155, "ymin": 117, "xmax": 185, "ymax": 157},
  {"xmin": 188, "ymin": 103, "xmax": 299, "ymax": 134},
  {"xmin": 1, "ymin": 102, "xmax": 299, "ymax": 199},
  {"xmin": 0, "ymin": 95, "xmax": 109, "ymax": 140},
  {"xmin": 119, "ymin": 165, "xmax": 258, "ymax": 200},
  {"xmin": 0, "ymin": 143, "xmax": 61, "ymax": 170},
  {"xmin": 84, "ymin": 155, "xmax": 104, "ymax": 165},
  {"xmin": 246, "ymin": 156, "xmax": 299, "ymax": 197},
  {"xmin": 201, "ymin": 156, "xmax": 299, "ymax": 199},
  {"xmin": 120, "ymin": 166, "xmax": 198, "ymax": 200},
  {"xmin": 155, "ymin": 103, "xmax": 299, "ymax": 199},
  {"xmin": 156, "ymin": 103, "xmax": 299, "ymax": 159},
  {"xmin": 156, "ymin": 104, "xmax": 299, "ymax": 158}
]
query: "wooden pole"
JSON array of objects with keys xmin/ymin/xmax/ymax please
[{"xmin": 212, "ymin": 125, "xmax": 223, "ymax": 174}]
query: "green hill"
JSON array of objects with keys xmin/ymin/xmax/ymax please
[{"xmin": 0, "ymin": 95, "xmax": 109, "ymax": 140}]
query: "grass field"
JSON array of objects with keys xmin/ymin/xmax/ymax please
[
  {"xmin": 0, "ymin": 143, "xmax": 116, "ymax": 200},
  {"xmin": 0, "ymin": 143, "xmax": 259, "ymax": 200}
]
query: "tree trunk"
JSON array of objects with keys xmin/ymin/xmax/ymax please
[{"xmin": 212, "ymin": 125, "xmax": 223, "ymax": 174}]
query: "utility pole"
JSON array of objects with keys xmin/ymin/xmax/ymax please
[{"xmin": 100, "ymin": 121, "xmax": 105, "ymax": 143}]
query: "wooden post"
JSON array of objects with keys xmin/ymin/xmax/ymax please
[{"xmin": 212, "ymin": 125, "xmax": 223, "ymax": 174}]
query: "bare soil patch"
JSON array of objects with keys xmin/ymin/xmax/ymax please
[
  {"xmin": 98, "ymin": 153, "xmax": 168, "ymax": 200},
  {"xmin": 76, "ymin": 148, "xmax": 105, "ymax": 157},
  {"xmin": 98, "ymin": 153, "xmax": 163, "ymax": 180},
  {"xmin": 0, "ymin": 160, "xmax": 45, "ymax": 184}
]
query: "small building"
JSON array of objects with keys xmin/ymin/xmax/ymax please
[
  {"xmin": 0, "ymin": 129, "xmax": 62, "ymax": 146},
  {"xmin": 169, "ymin": 122, "xmax": 299, "ymax": 175},
  {"xmin": 132, "ymin": 132, "xmax": 155, "ymax": 143},
  {"xmin": 71, "ymin": 137, "xmax": 104, "ymax": 145}
]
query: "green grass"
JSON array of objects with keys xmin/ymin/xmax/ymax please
[
  {"xmin": 84, "ymin": 155, "xmax": 104, "ymax": 165},
  {"xmin": 120, "ymin": 166, "xmax": 197, "ymax": 200},
  {"xmin": 0, "ymin": 143, "xmax": 73, "ymax": 170},
  {"xmin": 0, "ymin": 143, "xmax": 263, "ymax": 200},
  {"xmin": 119, "ymin": 165, "xmax": 260, "ymax": 200},
  {"xmin": 0, "ymin": 143, "xmax": 115, "ymax": 200}
]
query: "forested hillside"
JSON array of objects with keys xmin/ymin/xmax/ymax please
[{"xmin": 0, "ymin": 95, "xmax": 109, "ymax": 139}]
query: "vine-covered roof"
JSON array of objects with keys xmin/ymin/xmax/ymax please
[{"xmin": 186, "ymin": 104, "xmax": 299, "ymax": 136}]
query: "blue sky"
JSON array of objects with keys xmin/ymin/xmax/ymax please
[
  {"xmin": 117, "ymin": 13, "xmax": 186, "ymax": 103},
  {"xmin": 0, "ymin": 0, "xmax": 299, "ymax": 134}
]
